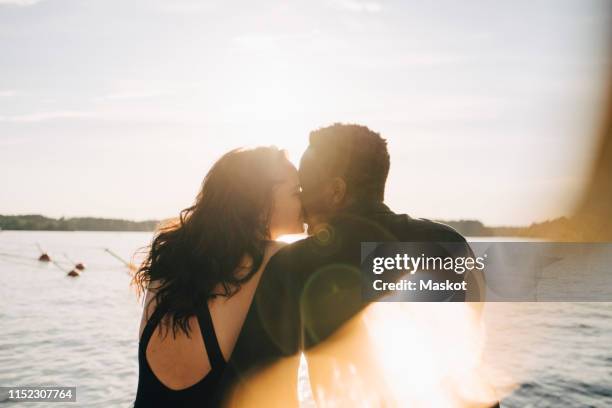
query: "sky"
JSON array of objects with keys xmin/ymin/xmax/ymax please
[{"xmin": 0, "ymin": 0, "xmax": 610, "ymax": 226}]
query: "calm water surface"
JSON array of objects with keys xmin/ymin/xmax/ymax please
[{"xmin": 0, "ymin": 231, "xmax": 610, "ymax": 407}]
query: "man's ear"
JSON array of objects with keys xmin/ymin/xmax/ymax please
[{"xmin": 329, "ymin": 177, "xmax": 347, "ymax": 206}]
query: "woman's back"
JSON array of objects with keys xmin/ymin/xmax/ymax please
[
  {"xmin": 134, "ymin": 241, "xmax": 286, "ymax": 407},
  {"xmin": 132, "ymin": 146, "xmax": 304, "ymax": 406}
]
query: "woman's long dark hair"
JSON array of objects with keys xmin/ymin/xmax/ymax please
[{"xmin": 132, "ymin": 146, "xmax": 288, "ymax": 337}]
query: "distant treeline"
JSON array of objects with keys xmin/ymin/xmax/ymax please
[
  {"xmin": 1, "ymin": 213, "xmax": 579, "ymax": 239},
  {"xmin": 439, "ymin": 216, "xmax": 580, "ymax": 240},
  {"xmin": 0, "ymin": 214, "xmax": 159, "ymax": 232}
]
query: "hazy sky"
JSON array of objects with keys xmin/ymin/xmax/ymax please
[{"xmin": 0, "ymin": 0, "xmax": 610, "ymax": 225}]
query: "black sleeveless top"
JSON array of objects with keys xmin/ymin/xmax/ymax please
[{"xmin": 134, "ymin": 303, "xmax": 227, "ymax": 407}]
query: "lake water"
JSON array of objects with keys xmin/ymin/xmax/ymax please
[{"xmin": 0, "ymin": 231, "xmax": 611, "ymax": 407}]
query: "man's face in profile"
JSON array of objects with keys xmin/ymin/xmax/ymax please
[{"xmin": 298, "ymin": 146, "xmax": 335, "ymax": 234}]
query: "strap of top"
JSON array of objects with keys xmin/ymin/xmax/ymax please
[
  {"xmin": 139, "ymin": 304, "xmax": 169, "ymax": 350},
  {"xmin": 196, "ymin": 302, "xmax": 226, "ymax": 370}
]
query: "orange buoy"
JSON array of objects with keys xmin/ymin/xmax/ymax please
[
  {"xmin": 64, "ymin": 254, "xmax": 86, "ymax": 271},
  {"xmin": 36, "ymin": 243, "xmax": 51, "ymax": 262}
]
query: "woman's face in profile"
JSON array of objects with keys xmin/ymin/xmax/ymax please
[{"xmin": 268, "ymin": 161, "xmax": 305, "ymax": 239}]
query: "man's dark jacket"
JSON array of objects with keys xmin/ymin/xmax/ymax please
[{"xmin": 215, "ymin": 200, "xmax": 475, "ymax": 403}]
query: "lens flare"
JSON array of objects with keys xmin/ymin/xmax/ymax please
[{"xmin": 226, "ymin": 301, "xmax": 513, "ymax": 407}]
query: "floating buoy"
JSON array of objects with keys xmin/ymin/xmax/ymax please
[
  {"xmin": 36, "ymin": 243, "xmax": 51, "ymax": 262},
  {"xmin": 51, "ymin": 260, "xmax": 79, "ymax": 278},
  {"xmin": 64, "ymin": 253, "xmax": 86, "ymax": 271}
]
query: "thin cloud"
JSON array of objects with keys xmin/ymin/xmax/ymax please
[
  {"xmin": 329, "ymin": 0, "xmax": 382, "ymax": 13},
  {"xmin": 96, "ymin": 90, "xmax": 167, "ymax": 101},
  {"xmin": 95, "ymin": 78, "xmax": 179, "ymax": 102},
  {"xmin": 155, "ymin": 1, "xmax": 214, "ymax": 14},
  {"xmin": 233, "ymin": 30, "xmax": 322, "ymax": 52},
  {"xmin": 0, "ymin": 90, "xmax": 19, "ymax": 97},
  {"xmin": 233, "ymin": 33, "xmax": 281, "ymax": 52},
  {"xmin": 0, "ymin": 111, "xmax": 96, "ymax": 123},
  {"xmin": 0, "ymin": 0, "xmax": 43, "ymax": 6}
]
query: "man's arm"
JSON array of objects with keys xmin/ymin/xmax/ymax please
[{"xmin": 252, "ymin": 246, "xmax": 303, "ymax": 358}]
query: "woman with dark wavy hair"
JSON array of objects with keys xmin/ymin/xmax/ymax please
[{"xmin": 132, "ymin": 146, "xmax": 304, "ymax": 407}]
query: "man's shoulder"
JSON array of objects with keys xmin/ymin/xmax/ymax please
[
  {"xmin": 261, "ymin": 235, "xmax": 329, "ymax": 285},
  {"xmin": 263, "ymin": 215, "xmax": 470, "ymax": 271},
  {"xmin": 267, "ymin": 236, "xmax": 315, "ymax": 264},
  {"xmin": 395, "ymin": 214, "xmax": 468, "ymax": 243}
]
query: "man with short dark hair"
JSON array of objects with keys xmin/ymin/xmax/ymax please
[
  {"xmin": 218, "ymin": 123, "xmax": 481, "ymax": 404},
  {"xmin": 299, "ymin": 123, "xmax": 391, "ymax": 233}
]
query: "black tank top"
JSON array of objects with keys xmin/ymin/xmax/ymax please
[{"xmin": 134, "ymin": 303, "xmax": 227, "ymax": 407}]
